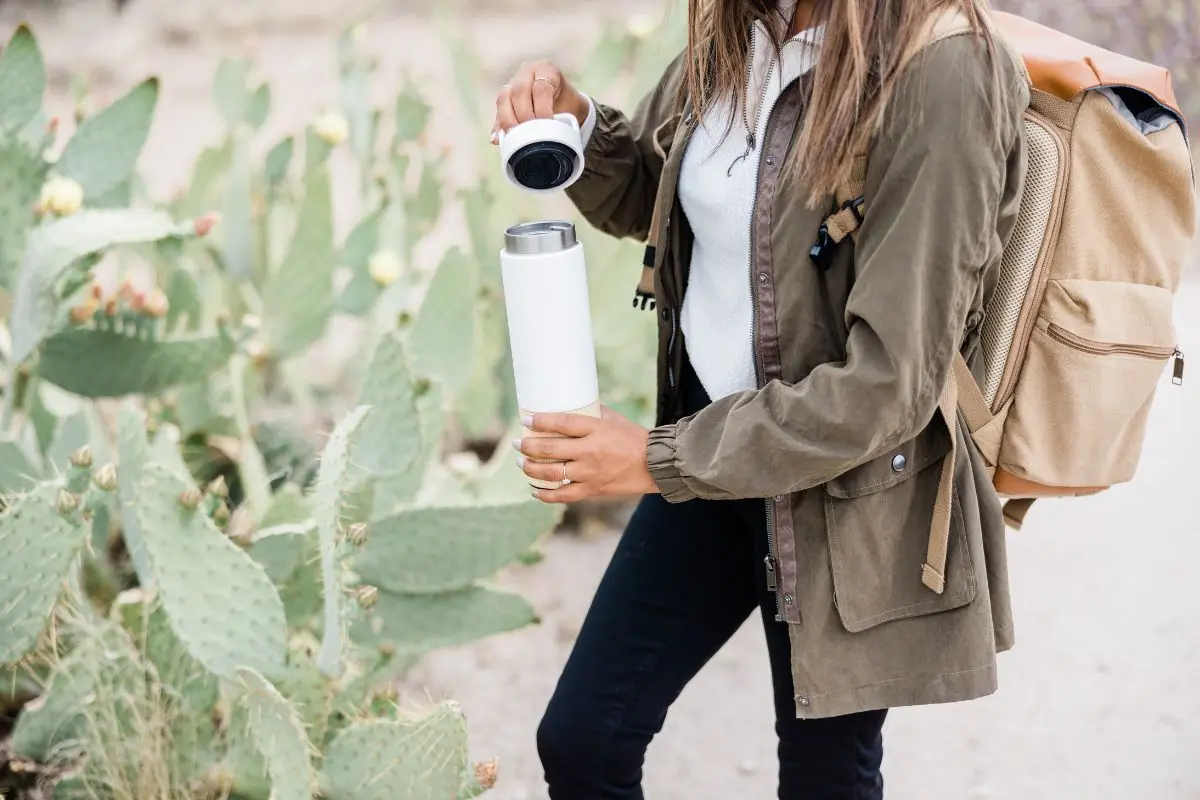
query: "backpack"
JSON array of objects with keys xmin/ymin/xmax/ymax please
[{"xmin": 819, "ymin": 10, "xmax": 1196, "ymax": 593}]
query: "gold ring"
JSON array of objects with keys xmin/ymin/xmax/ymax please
[{"xmin": 561, "ymin": 462, "xmax": 571, "ymax": 486}]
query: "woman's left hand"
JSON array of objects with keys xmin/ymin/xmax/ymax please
[{"xmin": 514, "ymin": 407, "xmax": 660, "ymax": 503}]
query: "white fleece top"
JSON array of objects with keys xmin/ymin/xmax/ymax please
[{"xmin": 583, "ymin": 17, "xmax": 822, "ymax": 401}]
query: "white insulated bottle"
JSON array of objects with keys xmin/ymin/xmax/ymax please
[{"xmin": 500, "ymin": 220, "xmax": 601, "ymax": 490}]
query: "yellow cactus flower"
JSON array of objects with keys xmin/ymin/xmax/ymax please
[
  {"xmin": 626, "ymin": 13, "xmax": 657, "ymax": 40},
  {"xmin": 39, "ymin": 175, "xmax": 84, "ymax": 216},
  {"xmin": 314, "ymin": 112, "xmax": 350, "ymax": 146},
  {"xmin": 368, "ymin": 249, "xmax": 402, "ymax": 287}
]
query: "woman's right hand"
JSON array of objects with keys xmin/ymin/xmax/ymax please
[{"xmin": 491, "ymin": 60, "xmax": 589, "ymax": 144}]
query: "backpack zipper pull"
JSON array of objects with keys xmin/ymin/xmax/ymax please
[{"xmin": 1173, "ymin": 349, "xmax": 1185, "ymax": 385}]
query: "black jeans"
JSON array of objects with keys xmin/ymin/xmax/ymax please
[{"xmin": 537, "ymin": 363, "xmax": 887, "ymax": 799}]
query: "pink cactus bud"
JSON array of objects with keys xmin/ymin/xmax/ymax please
[
  {"xmin": 194, "ymin": 214, "xmax": 220, "ymax": 237},
  {"xmin": 104, "ymin": 298, "xmax": 117, "ymax": 316},
  {"xmin": 129, "ymin": 290, "xmax": 146, "ymax": 313},
  {"xmin": 90, "ymin": 282, "xmax": 104, "ymax": 301},
  {"xmin": 143, "ymin": 288, "xmax": 169, "ymax": 319}
]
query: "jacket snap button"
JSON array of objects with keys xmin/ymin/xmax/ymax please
[
  {"xmin": 766, "ymin": 155, "xmax": 775, "ymax": 166},
  {"xmin": 775, "ymin": 494, "xmax": 785, "ymax": 502},
  {"xmin": 660, "ymin": 308, "xmax": 669, "ymax": 321},
  {"xmin": 784, "ymin": 594, "xmax": 794, "ymax": 605},
  {"xmin": 758, "ymin": 273, "xmax": 768, "ymax": 284},
  {"xmin": 891, "ymin": 454, "xmax": 907, "ymax": 472},
  {"xmin": 797, "ymin": 695, "xmax": 810, "ymax": 706}
]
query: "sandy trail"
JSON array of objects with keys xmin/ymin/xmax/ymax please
[{"xmin": 3, "ymin": 1, "xmax": 1198, "ymax": 797}]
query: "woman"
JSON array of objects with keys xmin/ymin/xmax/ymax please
[{"xmin": 493, "ymin": 0, "xmax": 1027, "ymax": 796}]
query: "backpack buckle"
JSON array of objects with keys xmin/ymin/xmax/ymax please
[{"xmin": 809, "ymin": 225, "xmax": 837, "ymax": 272}]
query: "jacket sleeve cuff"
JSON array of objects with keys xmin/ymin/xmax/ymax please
[
  {"xmin": 646, "ymin": 424, "xmax": 698, "ymax": 503},
  {"xmin": 578, "ymin": 94, "xmax": 598, "ymax": 148}
]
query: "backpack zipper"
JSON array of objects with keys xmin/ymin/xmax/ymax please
[{"xmin": 1044, "ymin": 322, "xmax": 1184, "ymax": 383}]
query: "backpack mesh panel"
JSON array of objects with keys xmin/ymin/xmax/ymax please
[{"xmin": 981, "ymin": 117, "xmax": 1062, "ymax": 407}]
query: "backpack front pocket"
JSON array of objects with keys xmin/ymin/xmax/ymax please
[{"xmin": 1000, "ymin": 278, "xmax": 1180, "ymax": 490}]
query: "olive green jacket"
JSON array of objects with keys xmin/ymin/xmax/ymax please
[{"xmin": 566, "ymin": 34, "xmax": 1030, "ymax": 718}]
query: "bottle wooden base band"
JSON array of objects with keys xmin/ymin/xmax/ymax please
[{"xmin": 519, "ymin": 402, "xmax": 602, "ymax": 490}]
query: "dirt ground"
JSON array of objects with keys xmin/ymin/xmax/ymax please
[{"xmin": 3, "ymin": 1, "xmax": 1199, "ymax": 797}]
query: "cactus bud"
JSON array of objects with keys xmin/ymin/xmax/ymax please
[
  {"xmin": 39, "ymin": 175, "xmax": 84, "ymax": 217},
  {"xmin": 344, "ymin": 522, "xmax": 368, "ymax": 547},
  {"xmin": 213, "ymin": 501, "xmax": 231, "ymax": 526},
  {"xmin": 104, "ymin": 297, "xmax": 117, "ymax": 317},
  {"xmin": 69, "ymin": 297, "xmax": 99, "ymax": 325},
  {"xmin": 207, "ymin": 476, "xmax": 230, "ymax": 498},
  {"xmin": 240, "ymin": 313, "xmax": 261, "ymax": 331},
  {"xmin": 314, "ymin": 111, "xmax": 350, "ymax": 146},
  {"xmin": 376, "ymin": 643, "xmax": 396, "ymax": 658},
  {"xmin": 178, "ymin": 489, "xmax": 203, "ymax": 510},
  {"xmin": 117, "ymin": 274, "xmax": 136, "ymax": 300},
  {"xmin": 368, "ymin": 249, "xmax": 402, "ymax": 287},
  {"xmin": 56, "ymin": 489, "xmax": 80, "ymax": 515},
  {"xmin": 90, "ymin": 281, "xmax": 104, "ymax": 301},
  {"xmin": 93, "ymin": 463, "xmax": 118, "ymax": 492},
  {"xmin": 413, "ymin": 377, "xmax": 432, "ymax": 397},
  {"xmin": 194, "ymin": 213, "xmax": 219, "ymax": 237},
  {"xmin": 370, "ymin": 685, "xmax": 399, "ymax": 705},
  {"xmin": 355, "ymin": 585, "xmax": 379, "ymax": 610},
  {"xmin": 396, "ymin": 310, "xmax": 413, "ymax": 328},
  {"xmin": 143, "ymin": 288, "xmax": 169, "ymax": 318},
  {"xmin": 245, "ymin": 339, "xmax": 270, "ymax": 365},
  {"xmin": 69, "ymin": 445, "xmax": 93, "ymax": 468},
  {"xmin": 626, "ymin": 13, "xmax": 656, "ymax": 40},
  {"xmin": 474, "ymin": 759, "xmax": 500, "ymax": 790},
  {"xmin": 128, "ymin": 290, "xmax": 146, "ymax": 313}
]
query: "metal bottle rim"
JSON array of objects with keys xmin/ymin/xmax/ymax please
[{"xmin": 504, "ymin": 220, "xmax": 578, "ymax": 255}]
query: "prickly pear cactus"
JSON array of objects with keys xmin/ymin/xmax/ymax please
[
  {"xmin": 314, "ymin": 404, "xmax": 371, "ymax": 678},
  {"xmin": 237, "ymin": 667, "xmax": 316, "ymax": 800},
  {"xmin": 0, "ymin": 481, "xmax": 88, "ymax": 663},
  {"xmin": 351, "ymin": 331, "xmax": 422, "ymax": 480},
  {"xmin": 55, "ymin": 78, "xmax": 158, "ymax": 200},
  {"xmin": 320, "ymin": 702, "xmax": 469, "ymax": 800},
  {"xmin": 37, "ymin": 326, "xmax": 236, "ymax": 398},
  {"xmin": 355, "ymin": 503, "xmax": 555, "ymax": 594},
  {"xmin": 133, "ymin": 463, "xmax": 287, "ymax": 680},
  {"xmin": 408, "ymin": 246, "xmax": 477, "ymax": 395}
]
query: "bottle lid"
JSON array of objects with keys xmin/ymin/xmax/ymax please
[{"xmin": 504, "ymin": 220, "xmax": 578, "ymax": 255}]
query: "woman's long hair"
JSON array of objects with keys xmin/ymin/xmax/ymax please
[{"xmin": 683, "ymin": 0, "xmax": 998, "ymax": 204}]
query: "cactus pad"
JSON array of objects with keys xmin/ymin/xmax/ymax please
[
  {"xmin": 134, "ymin": 463, "xmax": 287, "ymax": 680},
  {"xmin": 336, "ymin": 208, "xmax": 384, "ymax": 316},
  {"xmin": 355, "ymin": 503, "xmax": 554, "ymax": 594},
  {"xmin": 409, "ymin": 247, "xmax": 476, "ymax": 395},
  {"xmin": 314, "ymin": 405, "xmax": 371, "ymax": 678},
  {"xmin": 265, "ymin": 136, "xmax": 294, "ymax": 185},
  {"xmin": 37, "ymin": 327, "xmax": 235, "ymax": 398},
  {"xmin": 237, "ymin": 667, "xmax": 316, "ymax": 800},
  {"xmin": 116, "ymin": 592, "xmax": 219, "ymax": 713},
  {"xmin": 10, "ymin": 209, "xmax": 195, "ymax": 364},
  {"xmin": 0, "ymin": 433, "xmax": 42, "ymax": 495},
  {"xmin": 115, "ymin": 404, "xmax": 155, "ymax": 584},
  {"xmin": 0, "ymin": 138, "xmax": 47, "ymax": 290},
  {"xmin": 0, "ymin": 482, "xmax": 87, "ymax": 664},
  {"xmin": 56, "ymin": 78, "xmax": 159, "ymax": 200},
  {"xmin": 223, "ymin": 129, "xmax": 254, "ymax": 280},
  {"xmin": 320, "ymin": 703, "xmax": 469, "ymax": 800},
  {"xmin": 0, "ymin": 25, "xmax": 45, "ymax": 134},
  {"xmin": 262, "ymin": 165, "xmax": 334, "ymax": 358},
  {"xmin": 351, "ymin": 332, "xmax": 421, "ymax": 479},
  {"xmin": 354, "ymin": 585, "xmax": 536, "ymax": 657}
]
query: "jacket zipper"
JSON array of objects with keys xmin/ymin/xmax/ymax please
[
  {"xmin": 743, "ymin": 28, "xmax": 787, "ymax": 620},
  {"xmin": 1045, "ymin": 322, "xmax": 1184, "ymax": 382},
  {"xmin": 728, "ymin": 27, "xmax": 777, "ymax": 176}
]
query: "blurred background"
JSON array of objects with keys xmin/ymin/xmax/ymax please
[{"xmin": 0, "ymin": 0, "xmax": 1196, "ymax": 798}]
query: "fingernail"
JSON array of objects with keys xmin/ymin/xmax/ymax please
[
  {"xmin": 511, "ymin": 438, "xmax": 523, "ymax": 452},
  {"xmin": 531, "ymin": 489, "xmax": 541, "ymax": 500},
  {"xmin": 516, "ymin": 455, "xmax": 526, "ymax": 469},
  {"xmin": 490, "ymin": 130, "xmax": 499, "ymax": 144},
  {"xmin": 520, "ymin": 415, "xmax": 534, "ymax": 428}
]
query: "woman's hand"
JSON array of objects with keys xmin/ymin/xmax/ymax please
[
  {"xmin": 514, "ymin": 407, "xmax": 660, "ymax": 504},
  {"xmin": 491, "ymin": 60, "xmax": 589, "ymax": 144}
]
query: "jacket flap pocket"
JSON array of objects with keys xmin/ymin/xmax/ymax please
[
  {"xmin": 652, "ymin": 112, "xmax": 682, "ymax": 161},
  {"xmin": 824, "ymin": 421, "xmax": 952, "ymax": 499}
]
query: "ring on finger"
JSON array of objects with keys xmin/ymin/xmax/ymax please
[
  {"xmin": 560, "ymin": 462, "xmax": 572, "ymax": 486},
  {"xmin": 533, "ymin": 75, "xmax": 559, "ymax": 91}
]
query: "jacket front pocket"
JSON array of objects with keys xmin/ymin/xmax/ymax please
[{"xmin": 823, "ymin": 428, "xmax": 977, "ymax": 633}]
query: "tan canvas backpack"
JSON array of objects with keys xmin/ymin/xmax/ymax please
[{"xmin": 819, "ymin": 11, "xmax": 1197, "ymax": 593}]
